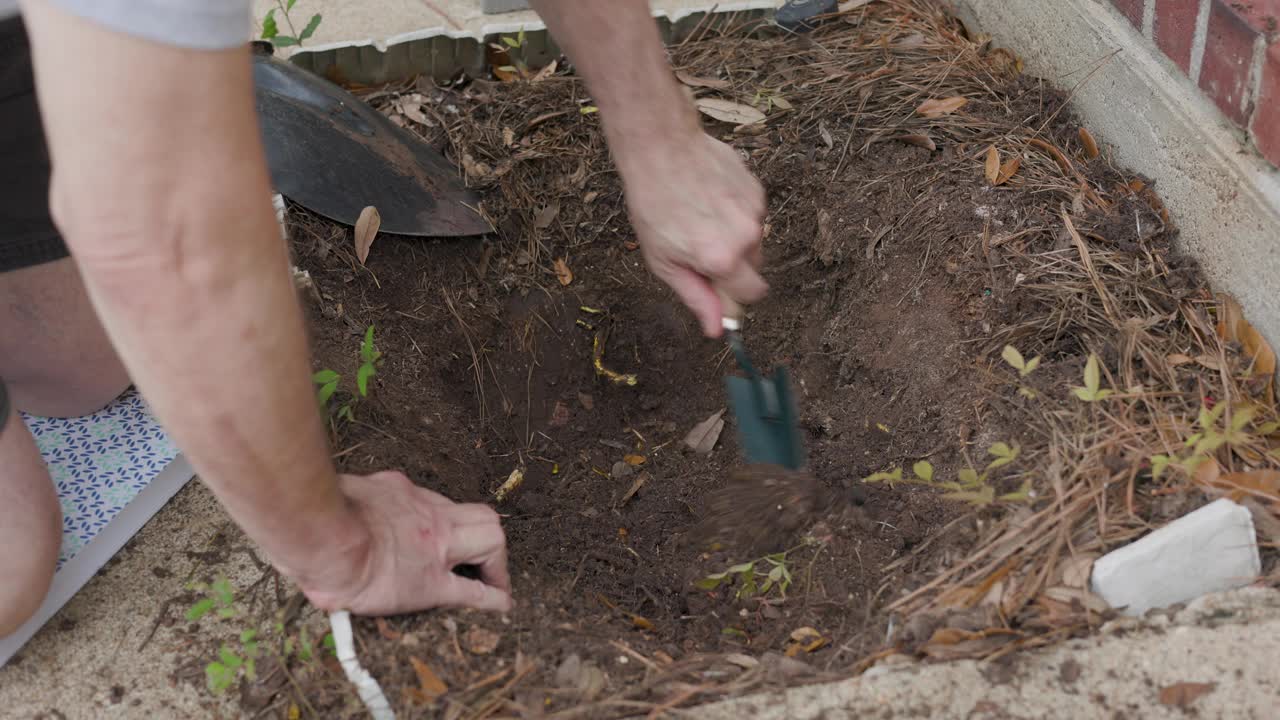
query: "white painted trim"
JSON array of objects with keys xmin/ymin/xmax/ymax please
[
  {"xmin": 1141, "ymin": 0, "xmax": 1155, "ymax": 39},
  {"xmin": 1189, "ymin": 0, "xmax": 1212, "ymax": 84}
]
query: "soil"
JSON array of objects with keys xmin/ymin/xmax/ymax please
[{"xmin": 197, "ymin": 3, "xmax": 1267, "ymax": 717}]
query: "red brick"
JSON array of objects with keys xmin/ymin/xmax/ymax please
[
  {"xmin": 1251, "ymin": 41, "xmax": 1280, "ymax": 165},
  {"xmin": 1223, "ymin": 0, "xmax": 1280, "ymax": 36},
  {"xmin": 1154, "ymin": 0, "xmax": 1198, "ymax": 72},
  {"xmin": 1111, "ymin": 0, "xmax": 1146, "ymax": 26},
  {"xmin": 1199, "ymin": 0, "xmax": 1259, "ymax": 125}
]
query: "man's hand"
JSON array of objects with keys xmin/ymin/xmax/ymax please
[
  {"xmin": 616, "ymin": 132, "xmax": 767, "ymax": 337},
  {"xmin": 302, "ymin": 472, "xmax": 512, "ymax": 615},
  {"xmin": 530, "ymin": 0, "xmax": 768, "ymax": 337}
]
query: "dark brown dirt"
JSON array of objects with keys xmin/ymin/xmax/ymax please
[{"xmin": 206, "ymin": 3, "xmax": 1227, "ymax": 717}]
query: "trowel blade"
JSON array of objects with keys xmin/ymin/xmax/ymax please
[
  {"xmin": 252, "ymin": 49, "xmax": 491, "ymax": 237},
  {"xmin": 725, "ymin": 366, "xmax": 805, "ymax": 470}
]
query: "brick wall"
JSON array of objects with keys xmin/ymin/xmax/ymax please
[{"xmin": 1109, "ymin": 0, "xmax": 1280, "ymax": 167}]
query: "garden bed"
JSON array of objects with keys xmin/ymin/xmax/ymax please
[{"xmin": 168, "ymin": 2, "xmax": 1279, "ymax": 717}]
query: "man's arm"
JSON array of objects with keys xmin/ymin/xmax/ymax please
[
  {"xmin": 19, "ymin": 0, "xmax": 510, "ymax": 613},
  {"xmin": 530, "ymin": 0, "xmax": 768, "ymax": 336}
]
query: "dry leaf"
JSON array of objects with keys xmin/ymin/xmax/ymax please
[
  {"xmin": 398, "ymin": 97, "xmax": 432, "ymax": 127},
  {"xmin": 1029, "ymin": 138, "xmax": 1074, "ymax": 176},
  {"xmin": 623, "ymin": 454, "xmax": 646, "ymax": 466},
  {"xmin": 1079, "ymin": 127, "xmax": 1100, "ymax": 159},
  {"xmin": 618, "ymin": 471, "xmax": 648, "ymax": 507},
  {"xmin": 375, "ymin": 617, "xmax": 402, "ymax": 641},
  {"xmin": 984, "ymin": 145, "xmax": 1000, "ymax": 185},
  {"xmin": 531, "ymin": 58, "xmax": 558, "ymax": 82},
  {"xmin": 549, "ymin": 401, "xmax": 571, "ymax": 427},
  {"xmin": 894, "ymin": 134, "xmax": 937, "ymax": 151},
  {"xmin": 1216, "ymin": 294, "xmax": 1277, "ymax": 383},
  {"xmin": 915, "ymin": 96, "xmax": 968, "ymax": 117},
  {"xmin": 695, "ymin": 97, "xmax": 766, "ymax": 125},
  {"xmin": 1158, "ymin": 682, "xmax": 1216, "ymax": 708},
  {"xmin": 409, "ymin": 656, "xmax": 448, "ymax": 700},
  {"xmin": 819, "ymin": 121, "xmax": 834, "ymax": 149},
  {"xmin": 1192, "ymin": 457, "xmax": 1221, "ymax": 488},
  {"xmin": 353, "ymin": 206, "xmax": 381, "ymax": 265},
  {"xmin": 553, "ymin": 258, "xmax": 573, "ymax": 286},
  {"xmin": 839, "ymin": 0, "xmax": 874, "ymax": 10},
  {"xmin": 784, "ymin": 627, "xmax": 827, "ymax": 657},
  {"xmin": 1059, "ymin": 553, "xmax": 1097, "ymax": 589},
  {"xmin": 676, "ymin": 70, "xmax": 730, "ymax": 89},
  {"xmin": 534, "ymin": 199, "xmax": 560, "ymax": 229},
  {"xmin": 996, "ymin": 156, "xmax": 1021, "ymax": 185},
  {"xmin": 463, "ymin": 626, "xmax": 501, "ymax": 655},
  {"xmin": 631, "ymin": 614, "xmax": 654, "ymax": 631},
  {"xmin": 578, "ymin": 392, "xmax": 594, "ymax": 410},
  {"xmin": 494, "ymin": 467, "xmax": 524, "ymax": 502},
  {"xmin": 1167, "ymin": 353, "xmax": 1195, "ymax": 366},
  {"xmin": 1215, "ymin": 470, "xmax": 1280, "ymax": 502},
  {"xmin": 502, "ymin": 126, "xmax": 515, "ymax": 147},
  {"xmin": 684, "ymin": 409, "xmax": 726, "ymax": 454},
  {"xmin": 921, "ymin": 627, "xmax": 1018, "ymax": 660},
  {"xmin": 769, "ymin": 95, "xmax": 794, "ymax": 111}
]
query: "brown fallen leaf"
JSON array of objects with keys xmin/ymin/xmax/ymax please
[
  {"xmin": 1167, "ymin": 353, "xmax": 1195, "ymax": 366},
  {"xmin": 1216, "ymin": 294, "xmax": 1277, "ymax": 388},
  {"xmin": 984, "ymin": 145, "xmax": 1000, "ymax": 185},
  {"xmin": 577, "ymin": 392, "xmax": 595, "ymax": 410},
  {"xmin": 1079, "ymin": 127, "xmax": 1100, "ymax": 159},
  {"xmin": 409, "ymin": 656, "xmax": 448, "ymax": 700},
  {"xmin": 675, "ymin": 70, "xmax": 730, "ymax": 89},
  {"xmin": 1029, "ymin": 138, "xmax": 1074, "ymax": 176},
  {"xmin": 921, "ymin": 627, "xmax": 1019, "ymax": 660},
  {"xmin": 916, "ymin": 96, "xmax": 968, "ymax": 118},
  {"xmin": 398, "ymin": 96, "xmax": 433, "ymax": 127},
  {"xmin": 769, "ymin": 95, "xmax": 794, "ymax": 111},
  {"xmin": 617, "ymin": 471, "xmax": 649, "ymax": 507},
  {"xmin": 531, "ymin": 58, "xmax": 558, "ymax": 82},
  {"xmin": 894, "ymin": 133, "xmax": 937, "ymax": 151},
  {"xmin": 353, "ymin": 206, "xmax": 381, "ymax": 265},
  {"xmin": 995, "ymin": 156, "xmax": 1021, "ymax": 185},
  {"xmin": 818, "ymin": 121, "xmax": 834, "ymax": 149},
  {"xmin": 1214, "ymin": 470, "xmax": 1280, "ymax": 503},
  {"xmin": 784, "ymin": 627, "xmax": 827, "ymax": 657},
  {"xmin": 623, "ymin": 454, "xmax": 646, "ymax": 466},
  {"xmin": 684, "ymin": 409, "xmax": 726, "ymax": 454},
  {"xmin": 695, "ymin": 97, "xmax": 766, "ymax": 125},
  {"xmin": 375, "ymin": 617, "xmax": 402, "ymax": 641},
  {"xmin": 631, "ymin": 614, "xmax": 654, "ymax": 631},
  {"xmin": 1158, "ymin": 682, "xmax": 1216, "ymax": 708},
  {"xmin": 534, "ymin": 199, "xmax": 560, "ymax": 229},
  {"xmin": 553, "ymin": 258, "xmax": 573, "ymax": 286},
  {"xmin": 502, "ymin": 126, "xmax": 515, "ymax": 147},
  {"xmin": 463, "ymin": 625, "xmax": 501, "ymax": 655},
  {"xmin": 549, "ymin": 400, "xmax": 571, "ymax": 427}
]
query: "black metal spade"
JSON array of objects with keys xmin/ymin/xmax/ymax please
[{"xmin": 252, "ymin": 44, "xmax": 491, "ymax": 237}]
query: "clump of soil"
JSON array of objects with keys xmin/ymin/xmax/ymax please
[{"xmin": 190, "ymin": 1, "xmax": 1278, "ymax": 717}]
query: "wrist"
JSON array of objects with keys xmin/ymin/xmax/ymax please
[
  {"xmin": 603, "ymin": 80, "xmax": 702, "ymax": 176},
  {"xmin": 274, "ymin": 490, "xmax": 373, "ymax": 597}
]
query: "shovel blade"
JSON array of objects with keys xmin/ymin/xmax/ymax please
[{"xmin": 725, "ymin": 366, "xmax": 804, "ymax": 470}]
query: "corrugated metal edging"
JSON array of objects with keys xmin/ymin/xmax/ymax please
[{"xmin": 288, "ymin": 7, "xmax": 777, "ymax": 86}]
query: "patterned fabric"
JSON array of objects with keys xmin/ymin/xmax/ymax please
[{"xmin": 22, "ymin": 389, "xmax": 180, "ymax": 569}]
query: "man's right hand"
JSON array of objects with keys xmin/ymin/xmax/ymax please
[{"xmin": 301, "ymin": 471, "xmax": 513, "ymax": 615}]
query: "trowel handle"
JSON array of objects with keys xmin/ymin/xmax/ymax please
[{"xmin": 718, "ymin": 290, "xmax": 745, "ymax": 332}]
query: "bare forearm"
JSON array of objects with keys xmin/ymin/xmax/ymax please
[
  {"xmin": 21, "ymin": 1, "xmax": 362, "ymax": 584},
  {"xmin": 529, "ymin": 0, "xmax": 700, "ymax": 169}
]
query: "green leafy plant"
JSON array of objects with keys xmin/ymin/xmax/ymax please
[
  {"xmin": 697, "ymin": 552, "xmax": 794, "ymax": 600},
  {"xmin": 1002, "ymin": 344, "xmax": 1042, "ymax": 398},
  {"xmin": 1149, "ymin": 401, "xmax": 1280, "ymax": 480},
  {"xmin": 261, "ymin": 0, "xmax": 322, "ymax": 48},
  {"xmin": 312, "ymin": 325, "xmax": 382, "ymax": 422},
  {"xmin": 493, "ymin": 29, "xmax": 529, "ymax": 78},
  {"xmin": 186, "ymin": 576, "xmax": 238, "ymax": 622},
  {"xmin": 205, "ymin": 629, "xmax": 260, "ymax": 694},
  {"xmin": 1072, "ymin": 353, "xmax": 1114, "ymax": 402},
  {"xmin": 864, "ymin": 443, "xmax": 1032, "ymax": 507}
]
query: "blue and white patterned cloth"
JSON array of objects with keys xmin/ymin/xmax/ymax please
[{"xmin": 22, "ymin": 389, "xmax": 180, "ymax": 569}]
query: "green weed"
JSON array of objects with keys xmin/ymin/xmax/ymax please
[
  {"xmin": 697, "ymin": 552, "xmax": 794, "ymax": 600},
  {"xmin": 313, "ymin": 325, "xmax": 382, "ymax": 422},
  {"xmin": 864, "ymin": 443, "xmax": 1032, "ymax": 506},
  {"xmin": 261, "ymin": 0, "xmax": 322, "ymax": 47}
]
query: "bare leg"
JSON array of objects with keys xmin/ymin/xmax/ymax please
[
  {"xmin": 0, "ymin": 403, "xmax": 61, "ymax": 638},
  {"xmin": 0, "ymin": 257, "xmax": 129, "ymax": 417}
]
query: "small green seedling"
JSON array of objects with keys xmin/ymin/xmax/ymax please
[
  {"xmin": 205, "ymin": 629, "xmax": 260, "ymax": 694},
  {"xmin": 697, "ymin": 552, "xmax": 794, "ymax": 600},
  {"xmin": 864, "ymin": 443, "xmax": 1032, "ymax": 507},
  {"xmin": 1150, "ymin": 401, "xmax": 1280, "ymax": 480},
  {"xmin": 493, "ymin": 28, "xmax": 528, "ymax": 78},
  {"xmin": 312, "ymin": 325, "xmax": 382, "ymax": 423},
  {"xmin": 186, "ymin": 576, "xmax": 238, "ymax": 622},
  {"xmin": 261, "ymin": 0, "xmax": 322, "ymax": 47},
  {"xmin": 1071, "ymin": 353, "xmax": 1113, "ymax": 402},
  {"xmin": 1002, "ymin": 344, "xmax": 1042, "ymax": 399}
]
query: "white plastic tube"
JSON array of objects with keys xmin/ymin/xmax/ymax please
[{"xmin": 329, "ymin": 610, "xmax": 396, "ymax": 720}]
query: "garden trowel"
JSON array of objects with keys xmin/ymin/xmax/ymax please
[{"xmin": 720, "ymin": 299, "xmax": 804, "ymax": 470}]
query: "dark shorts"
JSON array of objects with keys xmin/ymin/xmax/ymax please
[
  {"xmin": 0, "ymin": 15, "xmax": 68, "ymax": 275},
  {"xmin": 1, "ymin": 16, "xmax": 66, "ymax": 435}
]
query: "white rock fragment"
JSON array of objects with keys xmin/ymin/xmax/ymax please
[{"xmin": 1091, "ymin": 498, "xmax": 1260, "ymax": 616}]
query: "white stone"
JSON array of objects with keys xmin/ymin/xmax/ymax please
[{"xmin": 1091, "ymin": 499, "xmax": 1260, "ymax": 616}]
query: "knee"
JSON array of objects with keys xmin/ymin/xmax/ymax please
[{"xmin": 0, "ymin": 421, "xmax": 63, "ymax": 638}]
